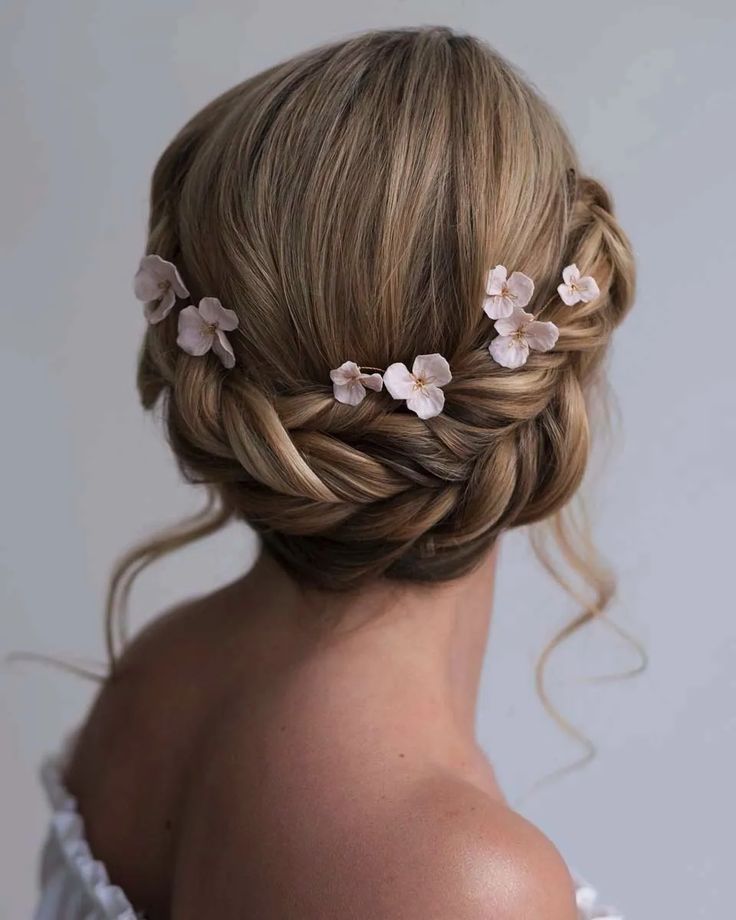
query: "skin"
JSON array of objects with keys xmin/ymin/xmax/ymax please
[{"xmin": 65, "ymin": 546, "xmax": 578, "ymax": 919}]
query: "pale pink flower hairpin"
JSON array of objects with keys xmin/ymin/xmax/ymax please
[
  {"xmin": 557, "ymin": 263, "xmax": 600, "ymax": 305},
  {"xmin": 330, "ymin": 361, "xmax": 384, "ymax": 406},
  {"xmin": 134, "ymin": 254, "xmax": 190, "ymax": 324},
  {"xmin": 488, "ymin": 308, "xmax": 559, "ymax": 369},
  {"xmin": 483, "ymin": 265, "xmax": 535, "ymax": 320},
  {"xmin": 177, "ymin": 297, "xmax": 239, "ymax": 369},
  {"xmin": 134, "ymin": 253, "xmax": 243, "ymax": 369},
  {"xmin": 383, "ymin": 353, "xmax": 452, "ymax": 419}
]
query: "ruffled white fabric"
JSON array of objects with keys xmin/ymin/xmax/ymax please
[
  {"xmin": 573, "ymin": 875, "xmax": 624, "ymax": 919},
  {"xmin": 36, "ymin": 738, "xmax": 622, "ymax": 919},
  {"xmin": 35, "ymin": 747, "xmax": 142, "ymax": 920}
]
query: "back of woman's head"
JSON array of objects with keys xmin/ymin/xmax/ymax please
[{"xmin": 135, "ymin": 26, "xmax": 634, "ymax": 598}]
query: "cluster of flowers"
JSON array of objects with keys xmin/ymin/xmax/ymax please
[
  {"xmin": 134, "ymin": 255, "xmax": 240, "ymax": 368},
  {"xmin": 134, "ymin": 254, "xmax": 598, "ymax": 421},
  {"xmin": 330, "ymin": 263, "xmax": 599, "ymax": 419}
]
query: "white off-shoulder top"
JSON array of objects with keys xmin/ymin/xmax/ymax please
[{"xmin": 35, "ymin": 741, "xmax": 623, "ymax": 920}]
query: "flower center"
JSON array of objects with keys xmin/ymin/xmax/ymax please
[
  {"xmin": 204, "ymin": 322, "xmax": 218, "ymax": 336},
  {"xmin": 157, "ymin": 280, "xmax": 171, "ymax": 293},
  {"xmin": 413, "ymin": 375, "xmax": 428, "ymax": 390}
]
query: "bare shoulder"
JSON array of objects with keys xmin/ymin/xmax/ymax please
[
  {"xmin": 174, "ymin": 754, "xmax": 577, "ymax": 920},
  {"xmin": 378, "ymin": 773, "xmax": 579, "ymax": 920}
]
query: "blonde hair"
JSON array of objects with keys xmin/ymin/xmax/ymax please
[{"xmin": 107, "ymin": 28, "xmax": 635, "ymax": 683}]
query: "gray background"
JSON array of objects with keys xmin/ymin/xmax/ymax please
[{"xmin": 1, "ymin": 1, "xmax": 734, "ymax": 916}]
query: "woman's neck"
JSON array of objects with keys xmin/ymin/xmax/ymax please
[{"xmin": 232, "ymin": 545, "xmax": 499, "ymax": 751}]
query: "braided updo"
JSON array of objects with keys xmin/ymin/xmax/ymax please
[{"xmin": 113, "ymin": 27, "xmax": 634, "ymax": 656}]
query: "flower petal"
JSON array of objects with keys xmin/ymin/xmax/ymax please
[
  {"xmin": 562, "ymin": 264, "xmax": 580, "ymax": 287},
  {"xmin": 330, "ymin": 361, "xmax": 361, "ymax": 387},
  {"xmin": 524, "ymin": 320, "xmax": 559, "ymax": 352},
  {"xmin": 383, "ymin": 363, "xmax": 416, "ymax": 400},
  {"xmin": 483, "ymin": 294, "xmax": 513, "ymax": 320},
  {"xmin": 507, "ymin": 271, "xmax": 534, "ymax": 308},
  {"xmin": 198, "ymin": 296, "xmax": 238, "ymax": 331},
  {"xmin": 359, "ymin": 372, "xmax": 383, "ymax": 392},
  {"xmin": 494, "ymin": 308, "xmax": 532, "ymax": 336},
  {"xmin": 485, "ymin": 265, "xmax": 508, "ymax": 296},
  {"xmin": 489, "ymin": 334, "xmax": 530, "ymax": 369},
  {"xmin": 577, "ymin": 275, "xmax": 600, "ymax": 302},
  {"xmin": 557, "ymin": 282, "xmax": 580, "ymax": 306},
  {"xmin": 176, "ymin": 305, "xmax": 212, "ymax": 356},
  {"xmin": 333, "ymin": 380, "xmax": 367, "ymax": 406},
  {"xmin": 145, "ymin": 288, "xmax": 177, "ymax": 324},
  {"xmin": 212, "ymin": 329, "xmax": 236, "ymax": 368},
  {"xmin": 169, "ymin": 263, "xmax": 190, "ymax": 299},
  {"xmin": 133, "ymin": 265, "xmax": 162, "ymax": 302},
  {"xmin": 406, "ymin": 384, "xmax": 445, "ymax": 419},
  {"xmin": 412, "ymin": 353, "xmax": 451, "ymax": 387}
]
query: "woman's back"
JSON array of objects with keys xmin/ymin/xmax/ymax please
[{"xmin": 59, "ymin": 560, "xmax": 579, "ymax": 919}]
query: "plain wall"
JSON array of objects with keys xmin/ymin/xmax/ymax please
[{"xmin": 1, "ymin": 1, "xmax": 734, "ymax": 916}]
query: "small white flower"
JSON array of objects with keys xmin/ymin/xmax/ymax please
[
  {"xmin": 488, "ymin": 308, "xmax": 559, "ymax": 369},
  {"xmin": 557, "ymin": 263, "xmax": 600, "ymax": 305},
  {"xmin": 383, "ymin": 353, "xmax": 452, "ymax": 419},
  {"xmin": 176, "ymin": 297, "xmax": 239, "ymax": 368},
  {"xmin": 329, "ymin": 361, "xmax": 383, "ymax": 406},
  {"xmin": 134, "ymin": 254, "xmax": 190, "ymax": 324},
  {"xmin": 483, "ymin": 265, "xmax": 535, "ymax": 320}
]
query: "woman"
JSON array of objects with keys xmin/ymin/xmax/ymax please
[{"xmin": 37, "ymin": 27, "xmax": 632, "ymax": 919}]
